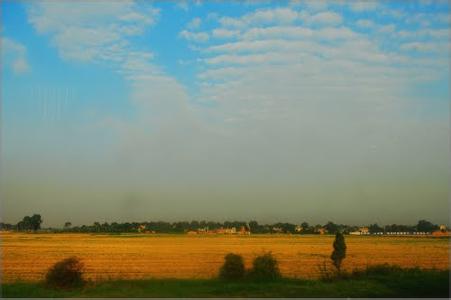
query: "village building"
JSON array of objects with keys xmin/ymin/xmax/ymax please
[
  {"xmin": 137, "ymin": 224, "xmax": 146, "ymax": 233},
  {"xmin": 350, "ymin": 226, "xmax": 370, "ymax": 235},
  {"xmin": 315, "ymin": 227, "xmax": 327, "ymax": 235},
  {"xmin": 238, "ymin": 226, "xmax": 251, "ymax": 235},
  {"xmin": 271, "ymin": 227, "xmax": 283, "ymax": 233}
]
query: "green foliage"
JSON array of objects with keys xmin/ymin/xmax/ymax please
[
  {"xmin": 416, "ymin": 220, "xmax": 438, "ymax": 232},
  {"xmin": 17, "ymin": 214, "xmax": 42, "ymax": 232},
  {"xmin": 324, "ymin": 221, "xmax": 341, "ymax": 234},
  {"xmin": 219, "ymin": 253, "xmax": 245, "ymax": 280},
  {"xmin": 249, "ymin": 252, "xmax": 281, "ymax": 280},
  {"xmin": 45, "ymin": 256, "xmax": 85, "ymax": 289},
  {"xmin": 368, "ymin": 223, "xmax": 384, "ymax": 233},
  {"xmin": 3, "ymin": 268, "xmax": 449, "ymax": 298},
  {"xmin": 331, "ymin": 232, "xmax": 346, "ymax": 271}
]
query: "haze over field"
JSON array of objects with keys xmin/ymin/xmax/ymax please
[{"xmin": 1, "ymin": 1, "xmax": 449, "ymax": 227}]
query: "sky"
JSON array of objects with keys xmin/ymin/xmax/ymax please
[{"xmin": 1, "ymin": 0, "xmax": 449, "ymax": 227}]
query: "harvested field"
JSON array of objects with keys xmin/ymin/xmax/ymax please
[{"xmin": 1, "ymin": 232, "xmax": 448, "ymax": 283}]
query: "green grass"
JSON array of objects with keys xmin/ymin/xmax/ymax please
[{"xmin": 2, "ymin": 267, "xmax": 449, "ymax": 298}]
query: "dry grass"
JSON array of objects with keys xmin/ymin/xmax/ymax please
[{"xmin": 1, "ymin": 232, "xmax": 448, "ymax": 283}]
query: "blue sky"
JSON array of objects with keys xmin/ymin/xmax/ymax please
[{"xmin": 1, "ymin": 1, "xmax": 449, "ymax": 226}]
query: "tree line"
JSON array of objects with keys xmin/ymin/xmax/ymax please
[{"xmin": 0, "ymin": 215, "xmax": 442, "ymax": 234}]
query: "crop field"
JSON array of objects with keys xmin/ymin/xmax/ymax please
[{"xmin": 1, "ymin": 232, "xmax": 449, "ymax": 283}]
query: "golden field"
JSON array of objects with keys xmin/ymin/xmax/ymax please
[{"xmin": 1, "ymin": 232, "xmax": 449, "ymax": 283}]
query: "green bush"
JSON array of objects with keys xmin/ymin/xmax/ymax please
[
  {"xmin": 363, "ymin": 264, "xmax": 403, "ymax": 275},
  {"xmin": 219, "ymin": 253, "xmax": 245, "ymax": 280},
  {"xmin": 249, "ymin": 252, "xmax": 281, "ymax": 280},
  {"xmin": 45, "ymin": 256, "xmax": 85, "ymax": 289}
]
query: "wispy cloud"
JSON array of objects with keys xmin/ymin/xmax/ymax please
[
  {"xmin": 179, "ymin": 30, "xmax": 209, "ymax": 42},
  {"xmin": 27, "ymin": 1, "xmax": 159, "ymax": 63},
  {"xmin": 2, "ymin": 38, "xmax": 31, "ymax": 74}
]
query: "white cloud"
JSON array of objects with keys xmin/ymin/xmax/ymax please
[
  {"xmin": 240, "ymin": 26, "xmax": 313, "ymax": 40},
  {"xmin": 219, "ymin": 7, "xmax": 299, "ymax": 28},
  {"xmin": 400, "ymin": 41, "xmax": 448, "ymax": 52},
  {"xmin": 304, "ymin": 0, "xmax": 328, "ymax": 11},
  {"xmin": 179, "ymin": 30, "xmax": 209, "ymax": 42},
  {"xmin": 2, "ymin": 38, "xmax": 31, "ymax": 74},
  {"xmin": 187, "ymin": 17, "xmax": 202, "ymax": 30},
  {"xmin": 308, "ymin": 11, "xmax": 342, "ymax": 26},
  {"xmin": 397, "ymin": 28, "xmax": 449, "ymax": 39},
  {"xmin": 378, "ymin": 24, "xmax": 396, "ymax": 34},
  {"xmin": 12, "ymin": 58, "xmax": 30, "ymax": 74},
  {"xmin": 27, "ymin": 1, "xmax": 159, "ymax": 63},
  {"xmin": 212, "ymin": 28, "xmax": 240, "ymax": 39},
  {"xmin": 194, "ymin": 4, "xmax": 447, "ymax": 134},
  {"xmin": 356, "ymin": 19, "xmax": 374, "ymax": 28},
  {"xmin": 176, "ymin": 0, "xmax": 189, "ymax": 11}
]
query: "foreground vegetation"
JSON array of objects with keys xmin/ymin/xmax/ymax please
[{"xmin": 2, "ymin": 267, "xmax": 449, "ymax": 298}]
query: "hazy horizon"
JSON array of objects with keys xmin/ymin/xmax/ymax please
[{"xmin": 1, "ymin": 0, "xmax": 449, "ymax": 227}]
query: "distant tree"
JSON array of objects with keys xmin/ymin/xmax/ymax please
[
  {"xmin": 248, "ymin": 220, "xmax": 260, "ymax": 233},
  {"xmin": 17, "ymin": 214, "xmax": 42, "ymax": 232},
  {"xmin": 416, "ymin": 220, "xmax": 438, "ymax": 233},
  {"xmin": 324, "ymin": 221, "xmax": 339, "ymax": 234},
  {"xmin": 64, "ymin": 222, "xmax": 72, "ymax": 229},
  {"xmin": 368, "ymin": 223, "xmax": 383, "ymax": 234},
  {"xmin": 93, "ymin": 222, "xmax": 101, "ymax": 232},
  {"xmin": 331, "ymin": 232, "xmax": 346, "ymax": 272},
  {"xmin": 30, "ymin": 214, "xmax": 42, "ymax": 232},
  {"xmin": 0, "ymin": 222, "xmax": 14, "ymax": 231},
  {"xmin": 190, "ymin": 220, "xmax": 200, "ymax": 230},
  {"xmin": 272, "ymin": 222, "xmax": 296, "ymax": 234}
]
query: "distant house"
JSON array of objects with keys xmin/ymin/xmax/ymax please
[
  {"xmin": 350, "ymin": 227, "xmax": 370, "ymax": 235},
  {"xmin": 360, "ymin": 227, "xmax": 369, "ymax": 234},
  {"xmin": 315, "ymin": 227, "xmax": 327, "ymax": 235},
  {"xmin": 272, "ymin": 227, "xmax": 283, "ymax": 233},
  {"xmin": 295, "ymin": 225, "xmax": 303, "ymax": 233},
  {"xmin": 432, "ymin": 225, "xmax": 450, "ymax": 237},
  {"xmin": 238, "ymin": 226, "xmax": 251, "ymax": 235},
  {"xmin": 197, "ymin": 227, "xmax": 209, "ymax": 234}
]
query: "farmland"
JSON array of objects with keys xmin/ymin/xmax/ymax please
[{"xmin": 1, "ymin": 232, "xmax": 449, "ymax": 283}]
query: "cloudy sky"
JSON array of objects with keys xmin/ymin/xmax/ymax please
[{"xmin": 1, "ymin": 0, "xmax": 449, "ymax": 227}]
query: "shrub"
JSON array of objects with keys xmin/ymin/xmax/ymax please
[
  {"xmin": 45, "ymin": 256, "xmax": 85, "ymax": 289},
  {"xmin": 219, "ymin": 253, "xmax": 245, "ymax": 280},
  {"xmin": 350, "ymin": 264, "xmax": 407, "ymax": 278},
  {"xmin": 249, "ymin": 252, "xmax": 281, "ymax": 280}
]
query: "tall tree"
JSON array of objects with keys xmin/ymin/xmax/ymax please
[
  {"xmin": 324, "ymin": 221, "xmax": 339, "ymax": 234},
  {"xmin": 416, "ymin": 220, "xmax": 437, "ymax": 233},
  {"xmin": 30, "ymin": 214, "xmax": 43, "ymax": 232},
  {"xmin": 331, "ymin": 232, "xmax": 346, "ymax": 272},
  {"xmin": 368, "ymin": 223, "xmax": 383, "ymax": 233}
]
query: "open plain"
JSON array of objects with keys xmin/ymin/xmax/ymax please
[{"xmin": 1, "ymin": 232, "xmax": 448, "ymax": 283}]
